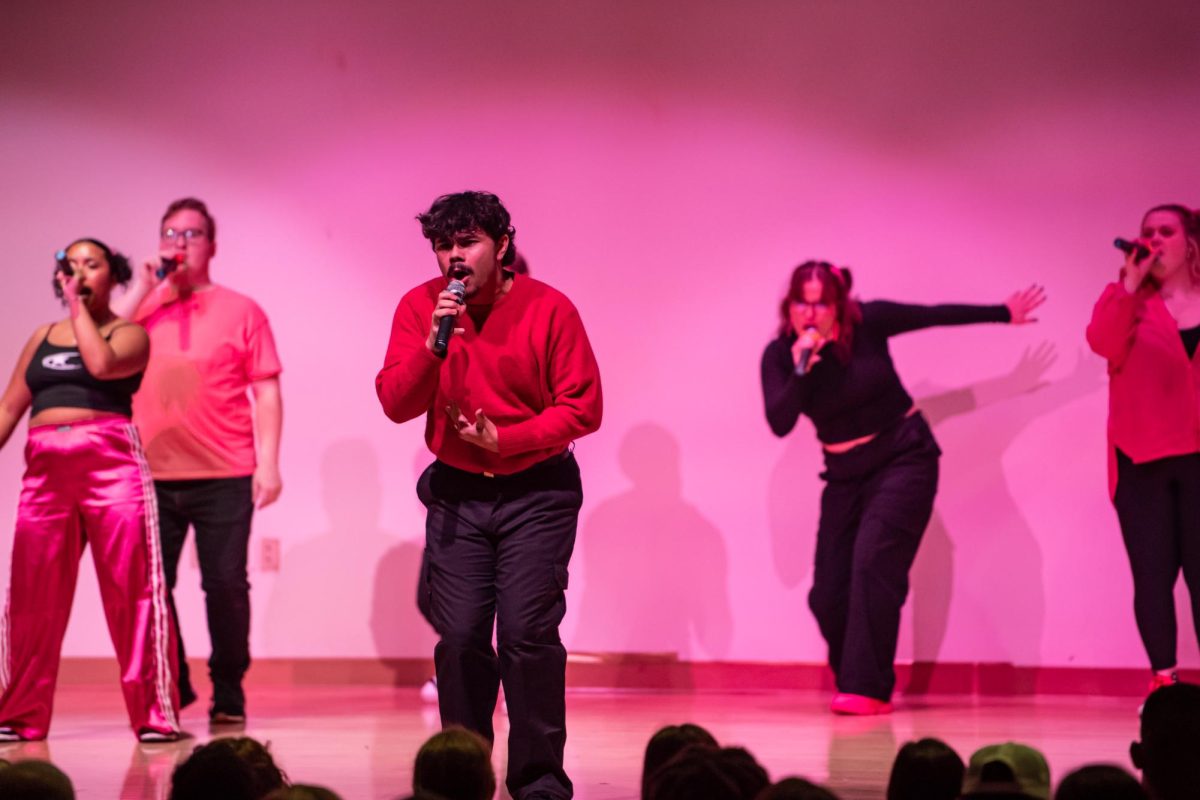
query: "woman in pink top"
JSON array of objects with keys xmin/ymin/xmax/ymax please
[
  {"xmin": 1087, "ymin": 204, "xmax": 1200, "ymax": 694},
  {"xmin": 0, "ymin": 239, "xmax": 180, "ymax": 741}
]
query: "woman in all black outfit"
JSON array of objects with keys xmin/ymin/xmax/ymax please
[{"xmin": 761, "ymin": 260, "xmax": 1044, "ymax": 714}]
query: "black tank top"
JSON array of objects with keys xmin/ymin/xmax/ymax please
[{"xmin": 25, "ymin": 326, "xmax": 143, "ymax": 417}]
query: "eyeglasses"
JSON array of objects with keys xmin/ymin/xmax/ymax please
[
  {"xmin": 791, "ymin": 301, "xmax": 830, "ymax": 313},
  {"xmin": 160, "ymin": 227, "xmax": 208, "ymax": 244}
]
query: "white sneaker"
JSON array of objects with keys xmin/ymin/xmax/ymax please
[{"xmin": 420, "ymin": 677, "xmax": 439, "ymax": 703}]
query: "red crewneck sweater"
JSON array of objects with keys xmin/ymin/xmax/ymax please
[
  {"xmin": 1087, "ymin": 281, "xmax": 1200, "ymax": 498},
  {"xmin": 376, "ymin": 274, "xmax": 603, "ymax": 475}
]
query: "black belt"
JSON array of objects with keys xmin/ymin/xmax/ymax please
[{"xmin": 442, "ymin": 448, "xmax": 571, "ymax": 481}]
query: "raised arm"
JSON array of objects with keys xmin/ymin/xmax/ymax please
[
  {"xmin": 1086, "ymin": 251, "xmax": 1157, "ymax": 368},
  {"xmin": 61, "ymin": 274, "xmax": 149, "ymax": 379},
  {"xmin": 0, "ymin": 327, "xmax": 44, "ymax": 451},
  {"xmin": 761, "ymin": 337, "xmax": 811, "ymax": 437},
  {"xmin": 866, "ymin": 284, "xmax": 1045, "ymax": 338},
  {"xmin": 375, "ymin": 290, "xmax": 447, "ymax": 424},
  {"xmin": 110, "ymin": 258, "xmax": 162, "ymax": 320},
  {"xmin": 1086, "ymin": 282, "xmax": 1141, "ymax": 367}
]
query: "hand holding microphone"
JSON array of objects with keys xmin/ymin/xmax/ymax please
[
  {"xmin": 134, "ymin": 253, "xmax": 183, "ymax": 294},
  {"xmin": 1114, "ymin": 237, "xmax": 1156, "ymax": 293},
  {"xmin": 430, "ymin": 279, "xmax": 466, "ymax": 356},
  {"xmin": 156, "ymin": 253, "xmax": 185, "ymax": 280},
  {"xmin": 794, "ymin": 326, "xmax": 823, "ymax": 376}
]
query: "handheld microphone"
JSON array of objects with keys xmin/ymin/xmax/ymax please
[
  {"xmin": 156, "ymin": 254, "xmax": 184, "ymax": 279},
  {"xmin": 796, "ymin": 326, "xmax": 818, "ymax": 376},
  {"xmin": 1114, "ymin": 238, "xmax": 1151, "ymax": 262},
  {"xmin": 55, "ymin": 249, "xmax": 86, "ymax": 293},
  {"xmin": 432, "ymin": 279, "xmax": 466, "ymax": 357}
]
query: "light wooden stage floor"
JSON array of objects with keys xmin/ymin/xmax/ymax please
[{"xmin": 0, "ymin": 685, "xmax": 1144, "ymax": 800}]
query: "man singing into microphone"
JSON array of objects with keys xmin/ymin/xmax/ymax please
[
  {"xmin": 377, "ymin": 191, "xmax": 601, "ymax": 800},
  {"xmin": 112, "ymin": 197, "xmax": 283, "ymax": 724}
]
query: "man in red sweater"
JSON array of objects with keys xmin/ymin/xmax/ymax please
[{"xmin": 376, "ymin": 191, "xmax": 602, "ymax": 800}]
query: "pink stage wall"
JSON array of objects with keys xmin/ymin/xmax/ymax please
[{"xmin": 2, "ymin": 1, "xmax": 1200, "ymax": 670}]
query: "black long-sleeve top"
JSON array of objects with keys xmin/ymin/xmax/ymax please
[{"xmin": 761, "ymin": 300, "xmax": 1011, "ymax": 444}]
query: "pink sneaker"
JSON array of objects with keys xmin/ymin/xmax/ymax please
[
  {"xmin": 830, "ymin": 693, "xmax": 893, "ymax": 715},
  {"xmin": 1148, "ymin": 671, "xmax": 1178, "ymax": 693}
]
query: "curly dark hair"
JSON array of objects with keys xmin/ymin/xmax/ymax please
[
  {"xmin": 417, "ymin": 191, "xmax": 516, "ymax": 266},
  {"xmin": 53, "ymin": 238, "xmax": 133, "ymax": 301}
]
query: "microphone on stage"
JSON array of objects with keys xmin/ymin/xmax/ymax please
[
  {"xmin": 1114, "ymin": 238, "xmax": 1152, "ymax": 263},
  {"xmin": 433, "ymin": 279, "xmax": 466, "ymax": 357},
  {"xmin": 796, "ymin": 326, "xmax": 818, "ymax": 376},
  {"xmin": 156, "ymin": 253, "xmax": 185, "ymax": 279}
]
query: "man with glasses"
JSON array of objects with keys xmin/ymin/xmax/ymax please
[{"xmin": 112, "ymin": 197, "xmax": 282, "ymax": 724}]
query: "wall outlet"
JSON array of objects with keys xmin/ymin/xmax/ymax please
[{"xmin": 260, "ymin": 537, "xmax": 281, "ymax": 572}]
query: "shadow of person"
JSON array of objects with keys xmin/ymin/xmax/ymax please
[
  {"xmin": 369, "ymin": 447, "xmax": 440, "ymax": 684},
  {"xmin": 905, "ymin": 344, "xmax": 1103, "ymax": 693},
  {"xmin": 572, "ymin": 423, "xmax": 733, "ymax": 688},
  {"xmin": 766, "ymin": 422, "xmax": 824, "ymax": 590},
  {"xmin": 263, "ymin": 440, "xmax": 434, "ymax": 671}
]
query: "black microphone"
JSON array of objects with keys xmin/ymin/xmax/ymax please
[
  {"xmin": 433, "ymin": 279, "xmax": 466, "ymax": 357},
  {"xmin": 156, "ymin": 254, "xmax": 184, "ymax": 279},
  {"xmin": 1114, "ymin": 238, "xmax": 1151, "ymax": 262},
  {"xmin": 796, "ymin": 326, "xmax": 818, "ymax": 376}
]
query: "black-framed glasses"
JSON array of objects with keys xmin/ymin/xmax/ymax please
[{"xmin": 160, "ymin": 227, "xmax": 208, "ymax": 244}]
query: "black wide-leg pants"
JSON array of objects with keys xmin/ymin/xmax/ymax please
[
  {"xmin": 418, "ymin": 453, "xmax": 582, "ymax": 800},
  {"xmin": 808, "ymin": 413, "xmax": 941, "ymax": 702}
]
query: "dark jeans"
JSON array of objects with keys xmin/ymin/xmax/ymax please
[
  {"xmin": 1114, "ymin": 449, "xmax": 1200, "ymax": 671},
  {"xmin": 418, "ymin": 453, "xmax": 582, "ymax": 800},
  {"xmin": 808, "ymin": 413, "xmax": 941, "ymax": 701},
  {"xmin": 156, "ymin": 477, "xmax": 254, "ymax": 715}
]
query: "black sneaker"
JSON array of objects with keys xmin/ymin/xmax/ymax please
[{"xmin": 209, "ymin": 709, "xmax": 246, "ymax": 725}]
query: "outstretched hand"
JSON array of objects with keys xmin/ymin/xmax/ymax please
[
  {"xmin": 1005, "ymin": 285, "xmax": 1046, "ymax": 325},
  {"xmin": 445, "ymin": 403, "xmax": 499, "ymax": 453}
]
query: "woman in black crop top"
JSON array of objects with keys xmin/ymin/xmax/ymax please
[
  {"xmin": 761, "ymin": 260, "xmax": 1044, "ymax": 715},
  {"xmin": 0, "ymin": 239, "xmax": 181, "ymax": 742}
]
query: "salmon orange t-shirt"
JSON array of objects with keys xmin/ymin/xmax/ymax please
[{"xmin": 133, "ymin": 284, "xmax": 282, "ymax": 479}]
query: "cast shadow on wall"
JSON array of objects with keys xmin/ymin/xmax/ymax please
[
  {"xmin": 263, "ymin": 440, "xmax": 435, "ymax": 671},
  {"xmin": 906, "ymin": 344, "xmax": 1100, "ymax": 691},
  {"xmin": 572, "ymin": 423, "xmax": 733, "ymax": 688},
  {"xmin": 766, "ymin": 343, "xmax": 1101, "ymax": 691}
]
